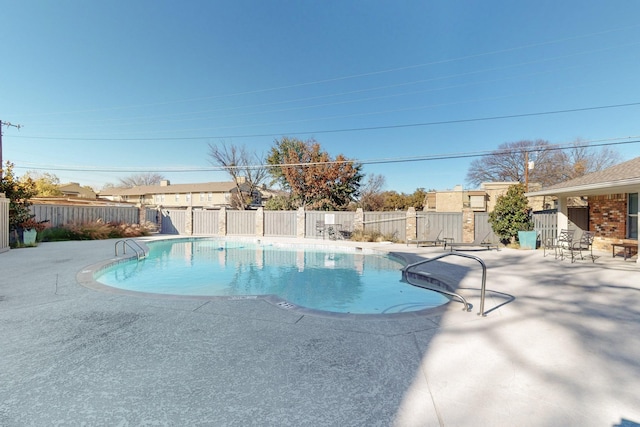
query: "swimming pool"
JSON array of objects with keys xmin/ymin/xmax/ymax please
[{"xmin": 94, "ymin": 238, "xmax": 450, "ymax": 315}]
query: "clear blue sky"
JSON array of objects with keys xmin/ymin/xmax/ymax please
[{"xmin": 1, "ymin": 1, "xmax": 639, "ymax": 194}]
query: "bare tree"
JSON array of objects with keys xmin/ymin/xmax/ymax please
[
  {"xmin": 118, "ymin": 172, "xmax": 166, "ymax": 188},
  {"xmin": 555, "ymin": 140, "xmax": 622, "ymax": 181},
  {"xmin": 208, "ymin": 141, "xmax": 268, "ymax": 209},
  {"xmin": 358, "ymin": 173, "xmax": 386, "ymax": 211},
  {"xmin": 466, "ymin": 139, "xmax": 621, "ymax": 188}
]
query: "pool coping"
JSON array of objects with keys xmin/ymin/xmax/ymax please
[{"xmin": 76, "ymin": 236, "xmax": 454, "ymax": 320}]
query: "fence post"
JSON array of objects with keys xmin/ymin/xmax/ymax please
[
  {"xmin": 138, "ymin": 205, "xmax": 146, "ymax": 226},
  {"xmin": 218, "ymin": 207, "xmax": 227, "ymax": 236},
  {"xmin": 296, "ymin": 207, "xmax": 305, "ymax": 238},
  {"xmin": 256, "ymin": 207, "xmax": 264, "ymax": 236},
  {"xmin": 0, "ymin": 193, "xmax": 9, "ymax": 253},
  {"xmin": 185, "ymin": 206, "xmax": 193, "ymax": 236},
  {"xmin": 354, "ymin": 208, "xmax": 364, "ymax": 233},
  {"xmin": 406, "ymin": 207, "xmax": 417, "ymax": 242},
  {"xmin": 462, "ymin": 207, "xmax": 475, "ymax": 243}
]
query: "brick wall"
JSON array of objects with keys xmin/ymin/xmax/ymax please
[{"xmin": 588, "ymin": 194, "xmax": 633, "ymax": 250}]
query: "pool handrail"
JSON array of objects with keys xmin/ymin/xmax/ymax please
[
  {"xmin": 115, "ymin": 239, "xmax": 148, "ymax": 260},
  {"xmin": 401, "ymin": 252, "xmax": 488, "ymax": 316}
]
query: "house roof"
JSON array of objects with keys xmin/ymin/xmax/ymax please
[
  {"xmin": 59, "ymin": 182, "xmax": 97, "ymax": 198},
  {"xmin": 526, "ymin": 156, "xmax": 640, "ymax": 197},
  {"xmin": 99, "ymin": 181, "xmax": 244, "ymax": 197}
]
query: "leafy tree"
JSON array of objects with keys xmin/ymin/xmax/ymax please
[
  {"xmin": 208, "ymin": 141, "xmax": 268, "ymax": 210},
  {"xmin": 21, "ymin": 171, "xmax": 62, "ymax": 197},
  {"xmin": 488, "ymin": 183, "xmax": 533, "ymax": 244},
  {"xmin": 380, "ymin": 191, "xmax": 406, "ymax": 211},
  {"xmin": 264, "ymin": 194, "xmax": 296, "ymax": 210},
  {"xmin": 0, "ymin": 162, "xmax": 38, "ymax": 233},
  {"xmin": 118, "ymin": 172, "xmax": 166, "ymax": 188},
  {"xmin": 376, "ymin": 188, "xmax": 427, "ymax": 211},
  {"xmin": 266, "ymin": 137, "xmax": 363, "ymax": 210},
  {"xmin": 406, "ymin": 188, "xmax": 427, "ymax": 209},
  {"xmin": 466, "ymin": 139, "xmax": 621, "ymax": 188}
]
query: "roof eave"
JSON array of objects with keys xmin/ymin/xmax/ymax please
[{"xmin": 526, "ymin": 178, "xmax": 640, "ymax": 197}]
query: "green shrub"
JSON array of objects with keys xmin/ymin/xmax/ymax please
[{"xmin": 488, "ymin": 183, "xmax": 534, "ymax": 244}]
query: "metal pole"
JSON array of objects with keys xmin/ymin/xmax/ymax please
[
  {"xmin": 524, "ymin": 151, "xmax": 529, "ymax": 192},
  {"xmin": 0, "ymin": 120, "xmax": 3, "ymax": 178},
  {"xmin": 0, "ymin": 120, "xmax": 22, "ymax": 179}
]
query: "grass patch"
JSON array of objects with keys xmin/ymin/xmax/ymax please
[
  {"xmin": 349, "ymin": 229, "xmax": 399, "ymax": 243},
  {"xmin": 40, "ymin": 220, "xmax": 156, "ymax": 242}
]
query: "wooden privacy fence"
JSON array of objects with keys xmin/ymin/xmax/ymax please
[
  {"xmin": 533, "ymin": 211, "xmax": 558, "ymax": 245},
  {"xmin": 24, "ymin": 202, "xmax": 521, "ymax": 245},
  {"xmin": 0, "ymin": 194, "xmax": 9, "ymax": 253},
  {"xmin": 154, "ymin": 207, "xmax": 488, "ymax": 244},
  {"xmin": 417, "ymin": 212, "xmax": 464, "ymax": 243},
  {"xmin": 30, "ymin": 204, "xmax": 140, "ymax": 228}
]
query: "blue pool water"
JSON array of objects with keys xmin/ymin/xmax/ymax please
[{"xmin": 96, "ymin": 239, "xmax": 449, "ymax": 314}]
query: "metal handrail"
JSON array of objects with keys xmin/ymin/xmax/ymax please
[
  {"xmin": 401, "ymin": 252, "xmax": 488, "ymax": 316},
  {"xmin": 401, "ymin": 270, "xmax": 472, "ymax": 312},
  {"xmin": 115, "ymin": 239, "xmax": 148, "ymax": 260}
]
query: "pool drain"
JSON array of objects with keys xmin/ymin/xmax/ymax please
[{"xmin": 277, "ymin": 301, "xmax": 296, "ymax": 309}]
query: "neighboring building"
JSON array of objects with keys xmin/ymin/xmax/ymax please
[
  {"xmin": 99, "ymin": 180, "xmax": 261, "ymax": 208},
  {"xmin": 424, "ymin": 182, "xmax": 545, "ymax": 213},
  {"xmin": 58, "ymin": 182, "xmax": 97, "ymax": 199},
  {"xmin": 527, "ymin": 156, "xmax": 639, "ymax": 257}
]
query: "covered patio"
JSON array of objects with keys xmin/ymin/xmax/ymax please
[{"xmin": 527, "ymin": 156, "xmax": 639, "ymax": 264}]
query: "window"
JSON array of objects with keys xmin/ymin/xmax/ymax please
[
  {"xmin": 629, "ymin": 193, "xmax": 638, "ymax": 239},
  {"xmin": 469, "ymin": 195, "xmax": 486, "ymax": 210},
  {"xmin": 200, "ymin": 192, "xmax": 205, "ymax": 202},
  {"xmin": 175, "ymin": 194, "xmax": 180, "ymax": 202},
  {"xmin": 208, "ymin": 193, "xmax": 212, "ymax": 201},
  {"xmin": 186, "ymin": 193, "xmax": 191, "ymax": 203}
]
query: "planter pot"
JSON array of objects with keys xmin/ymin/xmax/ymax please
[
  {"xmin": 518, "ymin": 230, "xmax": 537, "ymax": 250},
  {"xmin": 23, "ymin": 229, "xmax": 37, "ymax": 245}
]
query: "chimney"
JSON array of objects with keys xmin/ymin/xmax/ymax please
[{"xmin": 160, "ymin": 180, "xmax": 170, "ymax": 186}]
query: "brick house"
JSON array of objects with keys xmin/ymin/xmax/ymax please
[{"xmin": 526, "ymin": 156, "xmax": 639, "ymax": 262}]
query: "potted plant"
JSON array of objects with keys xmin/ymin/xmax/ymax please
[{"xmin": 19, "ymin": 217, "xmax": 48, "ymax": 245}]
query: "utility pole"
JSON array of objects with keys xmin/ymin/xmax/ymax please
[
  {"xmin": 524, "ymin": 151, "xmax": 529, "ymax": 192},
  {"xmin": 0, "ymin": 120, "xmax": 22, "ymax": 179}
]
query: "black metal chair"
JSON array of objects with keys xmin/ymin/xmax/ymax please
[
  {"xmin": 570, "ymin": 231, "xmax": 596, "ymax": 263},
  {"xmin": 544, "ymin": 229, "xmax": 574, "ymax": 260}
]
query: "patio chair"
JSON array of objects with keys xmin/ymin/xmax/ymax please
[
  {"xmin": 569, "ymin": 231, "xmax": 596, "ymax": 263},
  {"xmin": 449, "ymin": 232, "xmax": 499, "ymax": 251},
  {"xmin": 544, "ymin": 229, "xmax": 574, "ymax": 260},
  {"xmin": 316, "ymin": 220, "xmax": 326, "ymax": 239},
  {"xmin": 408, "ymin": 229, "xmax": 443, "ymax": 248}
]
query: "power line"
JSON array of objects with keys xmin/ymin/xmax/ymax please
[
  {"xmin": 0, "ymin": 120, "xmax": 22, "ymax": 178},
  {"xmin": 16, "ymin": 23, "xmax": 640, "ymax": 119},
  {"xmin": 11, "ymin": 136, "xmax": 640, "ymax": 174},
  {"xmin": 10, "ymin": 101, "xmax": 640, "ymax": 141}
]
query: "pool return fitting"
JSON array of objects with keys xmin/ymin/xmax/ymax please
[{"xmin": 401, "ymin": 252, "xmax": 488, "ymax": 316}]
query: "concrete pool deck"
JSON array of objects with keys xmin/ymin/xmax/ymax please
[{"xmin": 1, "ymin": 236, "xmax": 639, "ymax": 427}]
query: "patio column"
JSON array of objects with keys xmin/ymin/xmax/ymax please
[
  {"xmin": 635, "ymin": 190, "xmax": 640, "ymax": 264},
  {"xmin": 556, "ymin": 196, "xmax": 569, "ymax": 234}
]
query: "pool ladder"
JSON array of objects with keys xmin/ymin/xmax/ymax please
[
  {"xmin": 115, "ymin": 239, "xmax": 148, "ymax": 260},
  {"xmin": 401, "ymin": 252, "xmax": 488, "ymax": 316}
]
